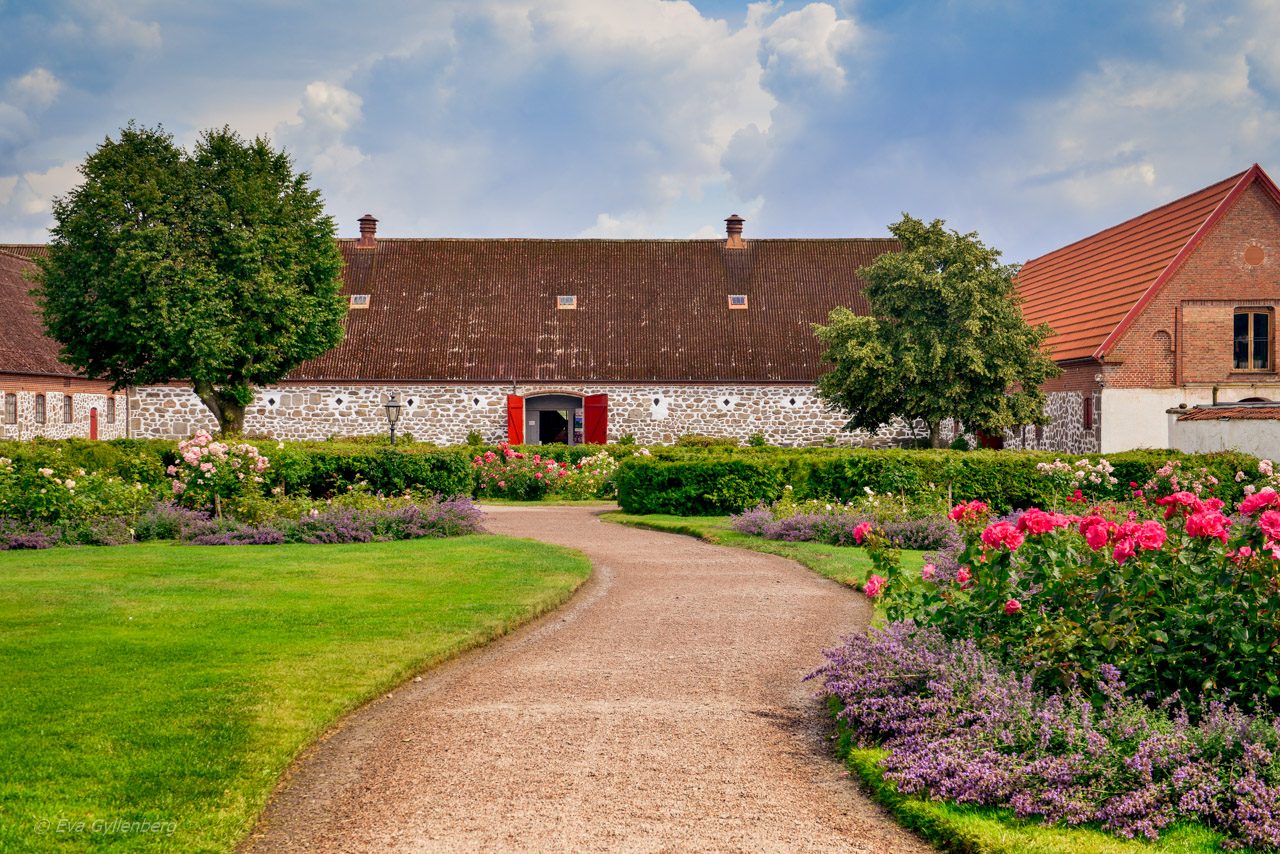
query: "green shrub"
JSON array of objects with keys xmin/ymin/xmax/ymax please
[
  {"xmin": 675, "ymin": 434, "xmax": 740, "ymax": 448},
  {"xmin": 615, "ymin": 458, "xmax": 784, "ymax": 514}
]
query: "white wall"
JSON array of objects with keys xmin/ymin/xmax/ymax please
[
  {"xmin": 1171, "ymin": 419, "xmax": 1280, "ymax": 459},
  {"xmin": 1100, "ymin": 388, "xmax": 1212, "ymax": 452}
]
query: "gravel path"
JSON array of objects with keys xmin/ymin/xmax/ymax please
[{"xmin": 241, "ymin": 506, "xmax": 931, "ymax": 853}]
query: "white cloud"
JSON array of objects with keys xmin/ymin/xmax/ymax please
[
  {"xmin": 274, "ymin": 0, "xmax": 865, "ymax": 237},
  {"xmin": 6, "ymin": 68, "xmax": 63, "ymax": 110}
]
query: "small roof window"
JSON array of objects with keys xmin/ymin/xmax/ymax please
[
  {"xmin": 728, "ymin": 294, "xmax": 748, "ymax": 309},
  {"xmin": 557, "ymin": 295, "xmax": 578, "ymax": 310},
  {"xmin": 349, "ymin": 294, "xmax": 371, "ymax": 309}
]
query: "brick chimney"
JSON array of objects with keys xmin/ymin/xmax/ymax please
[
  {"xmin": 357, "ymin": 214, "xmax": 378, "ymax": 249},
  {"xmin": 724, "ymin": 214, "xmax": 746, "ymax": 249}
]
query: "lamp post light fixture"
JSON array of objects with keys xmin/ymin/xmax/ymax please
[{"xmin": 384, "ymin": 392, "xmax": 402, "ymax": 445}]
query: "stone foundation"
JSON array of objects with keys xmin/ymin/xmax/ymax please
[
  {"xmin": 129, "ymin": 382, "xmax": 930, "ymax": 447},
  {"xmin": 0, "ymin": 390, "xmax": 128, "ymax": 441}
]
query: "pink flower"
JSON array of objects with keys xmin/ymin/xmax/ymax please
[
  {"xmin": 166, "ymin": 465, "xmax": 178, "ymax": 476},
  {"xmin": 1017, "ymin": 508, "xmax": 1071, "ymax": 535},
  {"xmin": 1240, "ymin": 488, "xmax": 1280, "ymax": 515},
  {"xmin": 1067, "ymin": 488, "xmax": 1085, "ymax": 503},
  {"xmin": 199, "ymin": 462, "xmax": 214, "ymax": 473},
  {"xmin": 535, "ymin": 472, "xmax": 544, "ymax": 479},
  {"xmin": 980, "ymin": 521, "xmax": 1024, "ymax": 551},
  {"xmin": 1113, "ymin": 538, "xmax": 1137, "ymax": 565},
  {"xmin": 1136, "ymin": 520, "xmax": 1167, "ymax": 551},
  {"xmin": 862, "ymin": 574, "xmax": 886, "ymax": 598},
  {"xmin": 921, "ymin": 563, "xmax": 937, "ymax": 580},
  {"xmin": 1079, "ymin": 515, "xmax": 1113, "ymax": 550},
  {"xmin": 497, "ymin": 480, "xmax": 506, "ymax": 488},
  {"xmin": 1184, "ymin": 509, "xmax": 1231, "ymax": 543},
  {"xmin": 1004, "ymin": 599, "xmax": 1022, "ymax": 615},
  {"xmin": 955, "ymin": 566, "xmax": 972, "ymax": 585},
  {"xmin": 852, "ymin": 521, "xmax": 873, "ymax": 544},
  {"xmin": 948, "ymin": 500, "xmax": 990, "ymax": 522},
  {"xmin": 1157, "ymin": 491, "xmax": 1203, "ymax": 519},
  {"xmin": 171, "ymin": 479, "xmax": 185, "ymax": 494},
  {"xmin": 1238, "ymin": 545, "xmax": 1254, "ymax": 559},
  {"xmin": 1258, "ymin": 509, "xmax": 1280, "ymax": 540}
]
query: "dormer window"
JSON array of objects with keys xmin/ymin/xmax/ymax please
[
  {"xmin": 349, "ymin": 294, "xmax": 371, "ymax": 309},
  {"xmin": 728, "ymin": 294, "xmax": 748, "ymax": 309},
  {"xmin": 557, "ymin": 295, "xmax": 578, "ymax": 310}
]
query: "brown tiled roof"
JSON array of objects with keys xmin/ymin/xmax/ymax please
[
  {"xmin": 0, "ymin": 244, "xmax": 48, "ymax": 260},
  {"xmin": 293, "ymin": 237, "xmax": 896, "ymax": 383},
  {"xmin": 1177, "ymin": 404, "xmax": 1280, "ymax": 421},
  {"xmin": 1017, "ymin": 166, "xmax": 1280, "ymax": 362},
  {"xmin": 0, "ymin": 249, "xmax": 80, "ymax": 377}
]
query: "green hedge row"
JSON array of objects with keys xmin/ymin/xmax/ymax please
[{"xmin": 615, "ymin": 449, "xmax": 1265, "ymax": 515}]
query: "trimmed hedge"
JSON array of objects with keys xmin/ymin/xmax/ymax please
[
  {"xmin": 616, "ymin": 448, "xmax": 1265, "ymax": 515},
  {"xmin": 614, "ymin": 458, "xmax": 785, "ymax": 515}
]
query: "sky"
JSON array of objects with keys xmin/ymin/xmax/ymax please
[{"xmin": 1, "ymin": 0, "xmax": 1278, "ymax": 263}]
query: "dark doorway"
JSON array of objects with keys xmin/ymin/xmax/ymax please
[
  {"xmin": 523, "ymin": 394, "xmax": 583, "ymax": 445},
  {"xmin": 538, "ymin": 409, "xmax": 569, "ymax": 444}
]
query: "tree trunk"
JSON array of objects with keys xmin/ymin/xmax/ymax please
[
  {"xmin": 192, "ymin": 380, "xmax": 247, "ymax": 436},
  {"xmin": 929, "ymin": 420, "xmax": 944, "ymax": 449}
]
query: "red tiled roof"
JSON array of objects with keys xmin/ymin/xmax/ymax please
[
  {"xmin": 292, "ymin": 237, "xmax": 896, "ymax": 383},
  {"xmin": 0, "ymin": 249, "xmax": 81, "ymax": 377},
  {"xmin": 1017, "ymin": 165, "xmax": 1280, "ymax": 362},
  {"xmin": 1177, "ymin": 405, "xmax": 1280, "ymax": 421}
]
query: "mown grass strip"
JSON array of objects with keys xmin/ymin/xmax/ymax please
[
  {"xmin": 0, "ymin": 536, "xmax": 590, "ymax": 853},
  {"xmin": 602, "ymin": 511, "xmax": 925, "ymax": 588}
]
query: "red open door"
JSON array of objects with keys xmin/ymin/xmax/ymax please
[
  {"xmin": 584, "ymin": 394, "xmax": 608, "ymax": 444},
  {"xmin": 506, "ymin": 395, "xmax": 524, "ymax": 444},
  {"xmin": 89, "ymin": 407, "xmax": 99, "ymax": 441}
]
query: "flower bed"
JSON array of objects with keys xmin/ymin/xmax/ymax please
[
  {"xmin": 813, "ymin": 623, "xmax": 1279, "ymax": 850},
  {"xmin": 730, "ymin": 494, "xmax": 959, "ymax": 552},
  {"xmin": 813, "ymin": 458, "xmax": 1280, "ymax": 850}
]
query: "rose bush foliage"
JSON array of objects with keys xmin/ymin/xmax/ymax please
[{"xmin": 862, "ymin": 471, "xmax": 1280, "ymax": 711}]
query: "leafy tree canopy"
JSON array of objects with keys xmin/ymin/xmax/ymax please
[
  {"xmin": 35, "ymin": 122, "xmax": 346, "ymax": 434},
  {"xmin": 814, "ymin": 214, "xmax": 1060, "ymax": 448}
]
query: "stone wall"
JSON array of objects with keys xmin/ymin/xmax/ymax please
[
  {"xmin": 0, "ymin": 388, "xmax": 128, "ymax": 441},
  {"xmin": 129, "ymin": 382, "xmax": 930, "ymax": 446}
]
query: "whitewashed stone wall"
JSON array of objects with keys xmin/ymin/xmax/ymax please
[
  {"xmin": 0, "ymin": 391, "xmax": 128, "ymax": 441},
  {"xmin": 129, "ymin": 383, "xmax": 930, "ymax": 447},
  {"xmin": 1001, "ymin": 390, "xmax": 1101, "ymax": 454}
]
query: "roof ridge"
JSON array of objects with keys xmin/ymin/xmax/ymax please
[
  {"xmin": 1022, "ymin": 169, "xmax": 1246, "ymax": 266},
  {"xmin": 335, "ymin": 236, "xmax": 898, "ymax": 244}
]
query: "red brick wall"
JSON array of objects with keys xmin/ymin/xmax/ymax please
[
  {"xmin": 1108, "ymin": 182, "xmax": 1280, "ymax": 388},
  {"xmin": 0, "ymin": 373, "xmax": 114, "ymax": 394}
]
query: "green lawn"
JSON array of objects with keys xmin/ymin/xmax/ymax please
[
  {"xmin": 0, "ymin": 537, "xmax": 590, "ymax": 853},
  {"xmin": 602, "ymin": 512, "xmax": 925, "ymax": 589}
]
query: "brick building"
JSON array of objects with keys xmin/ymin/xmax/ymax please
[
  {"xmin": 1014, "ymin": 164, "xmax": 1280, "ymax": 453},
  {"xmin": 0, "ymin": 247, "xmax": 127, "ymax": 440}
]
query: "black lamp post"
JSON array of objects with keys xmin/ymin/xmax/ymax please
[{"xmin": 384, "ymin": 392, "xmax": 402, "ymax": 445}]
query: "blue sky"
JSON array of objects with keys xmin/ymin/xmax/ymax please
[{"xmin": 1, "ymin": 0, "xmax": 1277, "ymax": 262}]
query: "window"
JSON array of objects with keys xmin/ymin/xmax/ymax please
[
  {"xmin": 1, "ymin": 394, "xmax": 13, "ymax": 424},
  {"xmin": 63, "ymin": 394, "xmax": 73, "ymax": 424},
  {"xmin": 1234, "ymin": 310, "xmax": 1271, "ymax": 370},
  {"xmin": 557, "ymin": 295, "xmax": 577, "ymax": 310},
  {"xmin": 1082, "ymin": 397, "xmax": 1093, "ymax": 431},
  {"xmin": 727, "ymin": 294, "xmax": 748, "ymax": 309},
  {"xmin": 107, "ymin": 397, "xmax": 116, "ymax": 423},
  {"xmin": 349, "ymin": 294, "xmax": 370, "ymax": 309},
  {"xmin": 34, "ymin": 394, "xmax": 46, "ymax": 424}
]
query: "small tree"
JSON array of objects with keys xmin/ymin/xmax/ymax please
[
  {"xmin": 35, "ymin": 123, "xmax": 346, "ymax": 434},
  {"xmin": 815, "ymin": 214, "xmax": 1059, "ymax": 448}
]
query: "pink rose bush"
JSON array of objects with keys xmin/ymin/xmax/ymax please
[
  {"xmin": 862, "ymin": 492, "xmax": 1280, "ymax": 711},
  {"xmin": 171, "ymin": 432, "xmax": 269, "ymax": 514},
  {"xmin": 472, "ymin": 444, "xmax": 618, "ymax": 500}
]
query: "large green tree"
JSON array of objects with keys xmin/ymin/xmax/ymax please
[
  {"xmin": 814, "ymin": 214, "xmax": 1059, "ymax": 448},
  {"xmin": 35, "ymin": 123, "xmax": 346, "ymax": 434}
]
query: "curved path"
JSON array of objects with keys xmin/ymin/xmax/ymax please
[{"xmin": 243, "ymin": 506, "xmax": 930, "ymax": 853}]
